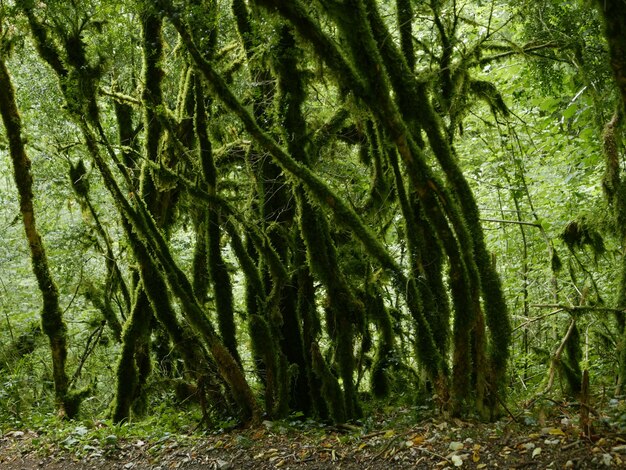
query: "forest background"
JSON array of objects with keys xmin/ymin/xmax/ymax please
[{"xmin": 1, "ymin": 0, "xmax": 626, "ymax": 444}]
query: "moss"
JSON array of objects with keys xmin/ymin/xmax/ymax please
[
  {"xmin": 388, "ymin": 141, "xmax": 448, "ymax": 377},
  {"xmin": 191, "ymin": 213, "xmax": 210, "ymax": 302},
  {"xmin": 113, "ymin": 101, "xmax": 139, "ymax": 179},
  {"xmin": 248, "ymin": 314, "xmax": 278, "ymax": 412},
  {"xmin": 112, "ymin": 287, "xmax": 153, "ymax": 423},
  {"xmin": 469, "ymin": 79, "xmax": 511, "ymax": 118},
  {"xmin": 126, "ymin": 216, "xmax": 224, "ymax": 418},
  {"xmin": 362, "ymin": 120, "xmax": 392, "ymax": 215},
  {"xmin": 563, "ymin": 321, "xmax": 582, "ymax": 397},
  {"xmin": 371, "ymin": 346, "xmax": 391, "ymax": 399},
  {"xmin": 195, "ymin": 78, "xmax": 242, "ymax": 365},
  {"xmin": 561, "ymin": 218, "xmax": 605, "ymax": 254},
  {"xmin": 0, "ymin": 56, "xmax": 72, "ymax": 416},
  {"xmin": 63, "ymin": 387, "xmax": 91, "ymax": 420},
  {"xmin": 311, "ymin": 343, "xmax": 346, "ymax": 424},
  {"xmin": 295, "ymin": 237, "xmax": 327, "ymax": 418},
  {"xmin": 395, "ymin": 0, "xmax": 415, "ymax": 71},
  {"xmin": 68, "ymin": 159, "xmax": 90, "ymax": 199},
  {"xmin": 84, "ymin": 283, "xmax": 123, "ymax": 343}
]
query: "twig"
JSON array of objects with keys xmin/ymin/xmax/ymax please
[
  {"xmin": 99, "ymin": 88, "xmax": 142, "ymax": 105},
  {"xmin": 414, "ymin": 446, "xmax": 450, "ymax": 462},
  {"xmin": 68, "ymin": 322, "xmax": 105, "ymax": 389},
  {"xmin": 360, "ymin": 430, "xmax": 387, "ymax": 440},
  {"xmin": 371, "ymin": 430, "xmax": 414, "ymax": 460},
  {"xmin": 512, "ymin": 309, "xmax": 564, "ymax": 332},
  {"xmin": 481, "ymin": 218, "xmax": 540, "ymax": 227},
  {"xmin": 491, "ymin": 383, "xmax": 518, "ymax": 423},
  {"xmin": 531, "ymin": 304, "xmax": 625, "ymax": 314},
  {"xmin": 535, "ymin": 318, "xmax": 577, "ymax": 399},
  {"xmin": 561, "ymin": 440, "xmax": 581, "ymax": 451}
]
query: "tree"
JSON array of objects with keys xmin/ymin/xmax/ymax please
[
  {"xmin": 2, "ymin": 0, "xmax": 623, "ymax": 427},
  {"xmin": 0, "ymin": 42, "xmax": 76, "ymax": 418}
]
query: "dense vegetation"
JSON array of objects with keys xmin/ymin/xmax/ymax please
[{"xmin": 0, "ymin": 0, "xmax": 625, "ymax": 433}]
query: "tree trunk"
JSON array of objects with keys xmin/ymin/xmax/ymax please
[{"xmin": 0, "ymin": 57, "xmax": 74, "ymax": 417}]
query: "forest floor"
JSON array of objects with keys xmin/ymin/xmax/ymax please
[{"xmin": 2, "ymin": 406, "xmax": 626, "ymax": 469}]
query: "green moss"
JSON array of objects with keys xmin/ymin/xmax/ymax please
[
  {"xmin": 0, "ymin": 55, "xmax": 72, "ymax": 417},
  {"xmin": 112, "ymin": 287, "xmax": 153, "ymax": 423},
  {"xmin": 395, "ymin": 0, "xmax": 415, "ymax": 71},
  {"xmin": 563, "ymin": 321, "xmax": 582, "ymax": 396},
  {"xmin": 311, "ymin": 344, "xmax": 346, "ymax": 424}
]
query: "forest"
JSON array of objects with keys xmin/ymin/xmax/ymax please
[{"xmin": 1, "ymin": 0, "xmax": 626, "ymax": 467}]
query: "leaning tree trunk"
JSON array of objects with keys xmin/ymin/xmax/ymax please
[
  {"xmin": 596, "ymin": 0, "xmax": 626, "ymax": 110},
  {"xmin": 0, "ymin": 57, "xmax": 76, "ymax": 418},
  {"xmin": 596, "ymin": 0, "xmax": 626, "ymax": 392}
]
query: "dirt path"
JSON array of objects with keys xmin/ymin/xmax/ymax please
[{"xmin": 2, "ymin": 416, "xmax": 625, "ymax": 469}]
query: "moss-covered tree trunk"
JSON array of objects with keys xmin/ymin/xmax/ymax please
[
  {"xmin": 0, "ymin": 57, "xmax": 74, "ymax": 417},
  {"xmin": 596, "ymin": 0, "xmax": 626, "ymax": 394},
  {"xmin": 597, "ymin": 0, "xmax": 626, "ymax": 110},
  {"xmin": 195, "ymin": 77, "xmax": 242, "ymax": 366}
]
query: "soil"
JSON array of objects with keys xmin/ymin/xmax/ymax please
[{"xmin": 1, "ymin": 412, "xmax": 625, "ymax": 469}]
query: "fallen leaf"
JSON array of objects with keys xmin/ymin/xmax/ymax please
[
  {"xmin": 532, "ymin": 447, "xmax": 542, "ymax": 458},
  {"xmin": 451, "ymin": 454, "xmax": 463, "ymax": 467},
  {"xmin": 449, "ymin": 441, "xmax": 464, "ymax": 451},
  {"xmin": 216, "ymin": 459, "xmax": 231, "ymax": 470},
  {"xmin": 383, "ymin": 430, "xmax": 395, "ymax": 439},
  {"xmin": 541, "ymin": 427, "xmax": 565, "ymax": 436}
]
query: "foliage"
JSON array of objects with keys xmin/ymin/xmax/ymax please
[{"xmin": 0, "ymin": 0, "xmax": 624, "ymax": 436}]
